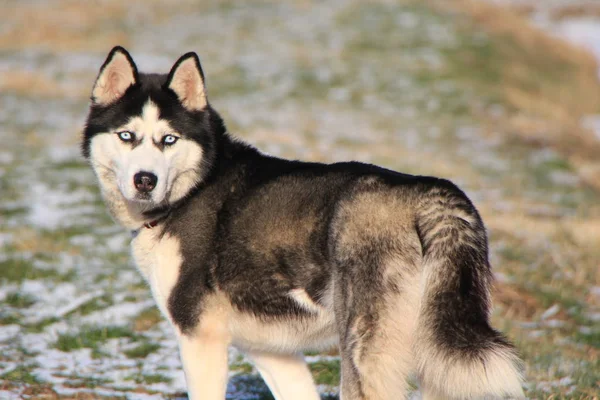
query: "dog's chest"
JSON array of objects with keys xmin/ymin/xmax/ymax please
[{"xmin": 130, "ymin": 229, "xmax": 183, "ymax": 323}]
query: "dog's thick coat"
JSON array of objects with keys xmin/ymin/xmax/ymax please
[{"xmin": 82, "ymin": 47, "xmax": 524, "ymax": 399}]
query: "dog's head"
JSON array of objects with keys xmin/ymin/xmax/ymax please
[{"xmin": 82, "ymin": 47, "xmax": 222, "ymax": 224}]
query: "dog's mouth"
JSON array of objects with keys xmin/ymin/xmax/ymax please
[
  {"xmin": 116, "ymin": 175, "xmax": 168, "ymax": 205},
  {"xmin": 117, "ymin": 184, "xmax": 164, "ymax": 206},
  {"xmin": 134, "ymin": 192, "xmax": 153, "ymax": 202}
]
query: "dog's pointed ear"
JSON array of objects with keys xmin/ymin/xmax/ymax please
[
  {"xmin": 166, "ymin": 52, "xmax": 207, "ymax": 111},
  {"xmin": 92, "ymin": 46, "xmax": 138, "ymax": 105}
]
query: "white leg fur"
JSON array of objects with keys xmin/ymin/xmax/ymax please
[
  {"xmin": 246, "ymin": 351, "xmax": 321, "ymax": 400},
  {"xmin": 420, "ymin": 390, "xmax": 444, "ymax": 400},
  {"xmin": 178, "ymin": 334, "xmax": 230, "ymax": 400}
]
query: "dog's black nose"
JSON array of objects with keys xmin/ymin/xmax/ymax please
[{"xmin": 134, "ymin": 171, "xmax": 157, "ymax": 193}]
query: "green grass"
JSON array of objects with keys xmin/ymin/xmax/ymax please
[
  {"xmin": 1, "ymin": 365, "xmax": 39, "ymax": 384},
  {"xmin": 64, "ymin": 294, "xmax": 114, "ymax": 317},
  {"xmin": 0, "ymin": 257, "xmax": 63, "ymax": 282},
  {"xmin": 63, "ymin": 376, "xmax": 112, "ymax": 389},
  {"xmin": 0, "ymin": 313, "xmax": 20, "ymax": 325},
  {"xmin": 53, "ymin": 159, "xmax": 87, "ymax": 170},
  {"xmin": 123, "ymin": 342, "xmax": 161, "ymax": 359},
  {"xmin": 0, "ymin": 205, "xmax": 28, "ymax": 218},
  {"xmin": 574, "ymin": 330, "xmax": 600, "ymax": 349},
  {"xmin": 308, "ymin": 360, "xmax": 340, "ymax": 386},
  {"xmin": 24, "ymin": 317, "xmax": 60, "ymax": 333},
  {"xmin": 231, "ymin": 361, "xmax": 254, "ymax": 374},
  {"xmin": 55, "ymin": 326, "xmax": 138, "ymax": 352},
  {"xmin": 4, "ymin": 292, "xmax": 36, "ymax": 308},
  {"xmin": 125, "ymin": 372, "xmax": 172, "ymax": 385}
]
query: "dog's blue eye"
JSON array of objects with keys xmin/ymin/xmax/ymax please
[
  {"xmin": 163, "ymin": 135, "xmax": 179, "ymax": 146},
  {"xmin": 117, "ymin": 131, "xmax": 135, "ymax": 142}
]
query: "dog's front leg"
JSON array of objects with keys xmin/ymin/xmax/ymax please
[{"xmin": 178, "ymin": 333, "xmax": 230, "ymax": 400}]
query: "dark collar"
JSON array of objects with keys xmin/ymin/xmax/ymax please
[
  {"xmin": 131, "ymin": 212, "xmax": 170, "ymax": 237},
  {"xmin": 143, "ymin": 219, "xmax": 161, "ymax": 229}
]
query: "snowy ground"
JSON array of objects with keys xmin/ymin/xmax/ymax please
[{"xmin": 1, "ymin": 1, "xmax": 599, "ymax": 398}]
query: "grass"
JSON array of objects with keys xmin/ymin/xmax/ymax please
[
  {"xmin": 123, "ymin": 342, "xmax": 161, "ymax": 359},
  {"xmin": 1, "ymin": 365, "xmax": 39, "ymax": 385},
  {"xmin": 1, "ymin": 0, "xmax": 600, "ymax": 398},
  {"xmin": 435, "ymin": 0, "xmax": 600, "ymax": 190},
  {"xmin": 0, "ymin": 313, "xmax": 20, "ymax": 325},
  {"xmin": 61, "ymin": 375, "xmax": 112, "ymax": 389},
  {"xmin": 125, "ymin": 372, "xmax": 172, "ymax": 385},
  {"xmin": 55, "ymin": 326, "xmax": 138, "ymax": 352},
  {"xmin": 230, "ymin": 359, "xmax": 254, "ymax": 375},
  {"xmin": 132, "ymin": 306, "xmax": 163, "ymax": 331},
  {"xmin": 4, "ymin": 292, "xmax": 36, "ymax": 308},
  {"xmin": 24, "ymin": 317, "xmax": 60, "ymax": 333},
  {"xmin": 64, "ymin": 294, "xmax": 114, "ymax": 317},
  {"xmin": 308, "ymin": 360, "xmax": 341, "ymax": 386},
  {"xmin": 0, "ymin": 257, "xmax": 65, "ymax": 282}
]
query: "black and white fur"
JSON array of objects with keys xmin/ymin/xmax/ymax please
[{"xmin": 82, "ymin": 47, "xmax": 525, "ymax": 400}]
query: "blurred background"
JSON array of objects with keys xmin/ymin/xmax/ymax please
[{"xmin": 1, "ymin": 0, "xmax": 599, "ymax": 398}]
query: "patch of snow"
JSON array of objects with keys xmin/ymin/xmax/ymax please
[
  {"xmin": 541, "ymin": 304, "xmax": 561, "ymax": 320},
  {"xmin": 106, "ymin": 233, "xmax": 129, "ymax": 252},
  {"xmin": 0, "ymin": 151, "xmax": 14, "ymax": 164},
  {"xmin": 528, "ymin": 330, "xmax": 545, "ymax": 339},
  {"xmin": 0, "ymin": 325, "xmax": 19, "ymax": 342},
  {"xmin": 81, "ymin": 299, "xmax": 155, "ymax": 325},
  {"xmin": 26, "ymin": 181, "xmax": 99, "ymax": 229},
  {"xmin": 543, "ymin": 319, "xmax": 566, "ymax": 328},
  {"xmin": 578, "ymin": 326, "xmax": 593, "ymax": 335},
  {"xmin": 54, "ymin": 290, "xmax": 104, "ymax": 317},
  {"xmin": 586, "ymin": 312, "xmax": 600, "ymax": 322},
  {"xmin": 519, "ymin": 321, "xmax": 539, "ymax": 329},
  {"xmin": 0, "ymin": 283, "xmax": 18, "ymax": 301},
  {"xmin": 20, "ymin": 279, "xmax": 47, "ymax": 296},
  {"xmin": 582, "ymin": 115, "xmax": 600, "ymax": 141},
  {"xmin": 0, "ymin": 391, "xmax": 21, "ymax": 400},
  {"xmin": 549, "ymin": 170, "xmax": 579, "ymax": 186},
  {"xmin": 69, "ymin": 234, "xmax": 97, "ymax": 247},
  {"xmin": 48, "ymin": 145, "xmax": 80, "ymax": 163},
  {"xmin": 128, "ymin": 394, "xmax": 166, "ymax": 400},
  {"xmin": 555, "ymin": 18, "xmax": 600, "ymax": 75}
]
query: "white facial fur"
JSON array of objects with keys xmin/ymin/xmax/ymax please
[{"xmin": 89, "ymin": 101, "xmax": 203, "ymax": 228}]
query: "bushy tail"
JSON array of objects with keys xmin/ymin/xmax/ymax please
[{"xmin": 414, "ymin": 180, "xmax": 524, "ymax": 399}]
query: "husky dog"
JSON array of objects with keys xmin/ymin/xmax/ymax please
[{"xmin": 82, "ymin": 46, "xmax": 524, "ymax": 400}]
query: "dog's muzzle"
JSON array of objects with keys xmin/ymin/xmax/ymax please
[{"xmin": 134, "ymin": 171, "xmax": 158, "ymax": 193}]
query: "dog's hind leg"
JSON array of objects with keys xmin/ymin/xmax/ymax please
[
  {"xmin": 246, "ymin": 351, "xmax": 321, "ymax": 400},
  {"xmin": 330, "ymin": 184, "xmax": 426, "ymax": 399},
  {"xmin": 335, "ymin": 262, "xmax": 421, "ymax": 400},
  {"xmin": 419, "ymin": 388, "xmax": 447, "ymax": 400}
]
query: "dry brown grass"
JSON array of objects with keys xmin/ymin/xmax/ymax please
[
  {"xmin": 0, "ymin": 70, "xmax": 88, "ymax": 98},
  {"xmin": 11, "ymin": 228, "xmax": 81, "ymax": 255},
  {"xmin": 435, "ymin": 0, "xmax": 600, "ymax": 190},
  {"xmin": 0, "ymin": 0, "xmax": 240, "ymax": 52},
  {"xmin": 549, "ymin": 3, "xmax": 600, "ymax": 20},
  {"xmin": 132, "ymin": 307, "xmax": 163, "ymax": 332},
  {"xmin": 0, "ymin": 0, "xmax": 132, "ymax": 51}
]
